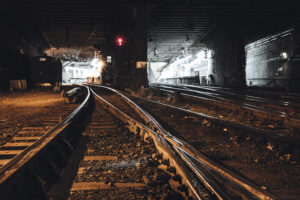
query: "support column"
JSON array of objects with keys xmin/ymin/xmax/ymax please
[
  {"xmin": 129, "ymin": 2, "xmax": 149, "ymax": 91},
  {"xmin": 209, "ymin": 34, "xmax": 246, "ymax": 87},
  {"xmin": 204, "ymin": 24, "xmax": 246, "ymax": 88}
]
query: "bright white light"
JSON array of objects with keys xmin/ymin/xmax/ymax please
[
  {"xmin": 98, "ymin": 60, "xmax": 104, "ymax": 68},
  {"xmin": 91, "ymin": 58, "xmax": 104, "ymax": 69},
  {"xmin": 207, "ymin": 50, "xmax": 212, "ymax": 59},
  {"xmin": 91, "ymin": 58, "xmax": 99, "ymax": 66},
  {"xmin": 177, "ymin": 55, "xmax": 192, "ymax": 64},
  {"xmin": 197, "ymin": 51, "xmax": 205, "ymax": 59}
]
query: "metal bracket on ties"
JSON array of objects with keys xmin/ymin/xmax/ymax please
[{"xmin": 62, "ymin": 138, "xmax": 74, "ymax": 151}]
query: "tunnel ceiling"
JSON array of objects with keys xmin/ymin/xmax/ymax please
[
  {"xmin": 3, "ymin": 0, "xmax": 298, "ymax": 61},
  {"xmin": 22, "ymin": 0, "xmax": 239, "ymax": 50},
  {"xmin": 146, "ymin": 0, "xmax": 299, "ymax": 62},
  {"xmin": 23, "ymin": 0, "xmax": 116, "ymax": 48}
]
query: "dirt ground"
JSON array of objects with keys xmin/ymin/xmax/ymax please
[{"xmin": 0, "ymin": 88, "xmax": 66, "ymax": 145}]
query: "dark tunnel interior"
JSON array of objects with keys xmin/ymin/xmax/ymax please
[
  {"xmin": 1, "ymin": 1, "xmax": 300, "ymax": 200},
  {"xmin": 0, "ymin": 0, "xmax": 300, "ymax": 90}
]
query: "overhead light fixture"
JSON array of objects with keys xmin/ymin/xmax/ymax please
[
  {"xmin": 154, "ymin": 47, "xmax": 158, "ymax": 56},
  {"xmin": 281, "ymin": 52, "xmax": 288, "ymax": 59},
  {"xmin": 181, "ymin": 47, "xmax": 185, "ymax": 55}
]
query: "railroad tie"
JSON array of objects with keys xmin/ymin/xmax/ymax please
[
  {"xmin": 0, "ymin": 159, "xmax": 11, "ymax": 165},
  {"xmin": 22, "ymin": 126, "xmax": 45, "ymax": 130},
  {"xmin": 70, "ymin": 182, "xmax": 147, "ymax": 191},
  {"xmin": 2, "ymin": 142, "xmax": 34, "ymax": 147},
  {"xmin": 18, "ymin": 130, "xmax": 45, "ymax": 134},
  {"xmin": 12, "ymin": 136, "xmax": 40, "ymax": 141},
  {"xmin": 0, "ymin": 150, "xmax": 23, "ymax": 155},
  {"xmin": 83, "ymin": 156, "xmax": 118, "ymax": 161},
  {"xmin": 42, "ymin": 122, "xmax": 57, "ymax": 126},
  {"xmin": 89, "ymin": 122, "xmax": 116, "ymax": 126},
  {"xmin": 87, "ymin": 125, "xmax": 118, "ymax": 130}
]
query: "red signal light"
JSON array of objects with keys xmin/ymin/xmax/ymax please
[{"xmin": 116, "ymin": 36, "xmax": 124, "ymax": 47}]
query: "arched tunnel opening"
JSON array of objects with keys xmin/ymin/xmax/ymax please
[
  {"xmin": 147, "ymin": 46, "xmax": 212, "ymax": 85},
  {"xmin": 44, "ymin": 47, "xmax": 112, "ymax": 85}
]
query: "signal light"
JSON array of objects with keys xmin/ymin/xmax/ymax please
[{"xmin": 116, "ymin": 36, "xmax": 124, "ymax": 47}]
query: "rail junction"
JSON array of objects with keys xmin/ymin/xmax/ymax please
[
  {"xmin": 1, "ymin": 85, "xmax": 297, "ymax": 199},
  {"xmin": 1, "ymin": 1, "xmax": 300, "ymax": 198}
]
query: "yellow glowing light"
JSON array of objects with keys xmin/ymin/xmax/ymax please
[{"xmin": 98, "ymin": 60, "xmax": 104, "ymax": 68}]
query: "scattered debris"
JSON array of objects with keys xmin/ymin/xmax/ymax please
[
  {"xmin": 267, "ymin": 124, "xmax": 275, "ymax": 129},
  {"xmin": 261, "ymin": 186, "xmax": 267, "ymax": 190},
  {"xmin": 266, "ymin": 142, "xmax": 274, "ymax": 151}
]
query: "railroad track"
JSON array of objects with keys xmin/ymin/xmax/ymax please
[
  {"xmin": 130, "ymin": 95, "xmax": 300, "ymax": 142},
  {"xmin": 91, "ymin": 85, "xmax": 279, "ymax": 200},
  {"xmin": 0, "ymin": 103, "xmax": 79, "ymax": 167},
  {"xmin": 177, "ymin": 84, "xmax": 300, "ymax": 104},
  {"xmin": 0, "ymin": 85, "xmax": 282, "ymax": 199},
  {"xmin": 152, "ymin": 84, "xmax": 300, "ymax": 116},
  {"xmin": 150, "ymin": 84, "xmax": 300, "ymax": 129},
  {"xmin": 125, "ymin": 92, "xmax": 300, "ymax": 199},
  {"xmin": 0, "ymin": 86, "xmax": 91, "ymax": 199},
  {"xmin": 155, "ymin": 83, "xmax": 300, "ymax": 103},
  {"xmin": 48, "ymin": 96, "xmax": 202, "ymax": 199},
  {"xmin": 180, "ymin": 84, "xmax": 300, "ymax": 110}
]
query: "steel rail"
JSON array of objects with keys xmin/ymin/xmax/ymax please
[
  {"xmin": 160, "ymin": 83, "xmax": 298, "ymax": 108},
  {"xmin": 90, "ymin": 87, "xmax": 206, "ymax": 200},
  {"xmin": 0, "ymin": 86, "xmax": 90, "ymax": 182},
  {"xmin": 180, "ymin": 84, "xmax": 299, "ymax": 106},
  {"xmin": 153, "ymin": 83, "xmax": 300, "ymax": 99},
  {"xmin": 151, "ymin": 84, "xmax": 300, "ymax": 127},
  {"xmin": 152, "ymin": 84, "xmax": 289, "ymax": 117},
  {"xmin": 93, "ymin": 85, "xmax": 278, "ymax": 200},
  {"xmin": 156, "ymin": 83, "xmax": 300, "ymax": 115}
]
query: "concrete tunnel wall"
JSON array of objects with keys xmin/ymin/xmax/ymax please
[
  {"xmin": 149, "ymin": 34, "xmax": 246, "ymax": 87},
  {"xmin": 245, "ymin": 28, "xmax": 300, "ymax": 88},
  {"xmin": 150, "ymin": 28, "xmax": 300, "ymax": 89},
  {"xmin": 0, "ymin": 3, "xmax": 49, "ymax": 90},
  {"xmin": 0, "ymin": 23, "xmax": 43, "ymax": 89}
]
